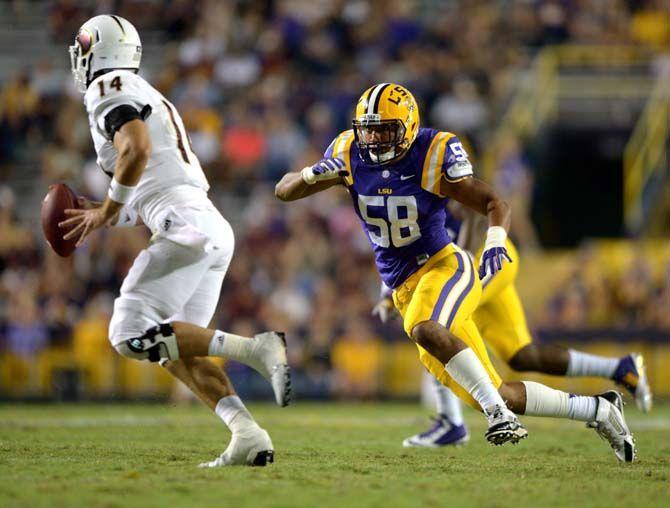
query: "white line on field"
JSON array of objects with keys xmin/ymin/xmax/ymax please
[{"xmin": 1, "ymin": 414, "xmax": 669, "ymax": 430}]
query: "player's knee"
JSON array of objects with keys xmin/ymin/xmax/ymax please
[
  {"xmin": 411, "ymin": 320, "xmax": 458, "ymax": 352},
  {"xmin": 411, "ymin": 320, "xmax": 439, "ymax": 347},
  {"xmin": 114, "ymin": 323, "xmax": 180, "ymax": 363},
  {"xmin": 508, "ymin": 345, "xmax": 538, "ymax": 372},
  {"xmin": 114, "ymin": 341, "xmax": 148, "ymax": 361}
]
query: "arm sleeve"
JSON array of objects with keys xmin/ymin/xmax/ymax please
[{"xmin": 103, "ymin": 104, "xmax": 152, "ymax": 140}]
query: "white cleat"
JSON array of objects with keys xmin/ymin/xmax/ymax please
[
  {"xmin": 484, "ymin": 405, "xmax": 528, "ymax": 446},
  {"xmin": 247, "ymin": 331, "xmax": 292, "ymax": 407},
  {"xmin": 587, "ymin": 391, "xmax": 636, "ymax": 463},
  {"xmin": 198, "ymin": 427, "xmax": 274, "ymax": 467}
]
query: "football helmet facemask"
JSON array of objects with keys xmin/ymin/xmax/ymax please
[
  {"xmin": 69, "ymin": 15, "xmax": 142, "ymax": 93},
  {"xmin": 352, "ymin": 83, "xmax": 420, "ymax": 165}
]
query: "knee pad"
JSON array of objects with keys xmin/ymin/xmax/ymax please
[{"xmin": 123, "ymin": 323, "xmax": 180, "ymax": 363}]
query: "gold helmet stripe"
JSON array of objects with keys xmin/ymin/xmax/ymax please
[{"xmin": 367, "ymin": 83, "xmax": 391, "ymax": 115}]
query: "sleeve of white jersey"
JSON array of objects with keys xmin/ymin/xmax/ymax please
[{"xmin": 84, "ymin": 71, "xmax": 149, "ymax": 141}]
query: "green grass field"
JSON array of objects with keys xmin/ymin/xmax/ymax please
[{"xmin": 1, "ymin": 402, "xmax": 669, "ymax": 508}]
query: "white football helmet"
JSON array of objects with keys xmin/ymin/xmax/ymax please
[{"xmin": 69, "ymin": 15, "xmax": 142, "ymax": 93}]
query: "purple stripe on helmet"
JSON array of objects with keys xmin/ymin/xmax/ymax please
[
  {"xmin": 430, "ymin": 252, "xmax": 464, "ymax": 322},
  {"xmin": 446, "ymin": 252, "xmax": 475, "ymax": 329}
]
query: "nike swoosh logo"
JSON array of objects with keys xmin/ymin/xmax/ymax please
[{"xmin": 400, "ymin": 174, "xmax": 415, "ymax": 180}]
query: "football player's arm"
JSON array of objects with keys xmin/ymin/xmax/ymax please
[
  {"xmin": 448, "ymin": 201, "xmax": 486, "ymax": 253},
  {"xmin": 61, "ymin": 119, "xmax": 150, "ymax": 245},
  {"xmin": 442, "ymin": 177, "xmax": 512, "ymax": 279},
  {"xmin": 274, "ymin": 171, "xmax": 342, "ymax": 201},
  {"xmin": 441, "ymin": 177, "xmax": 510, "ymax": 231},
  {"xmin": 101, "ymin": 119, "xmax": 152, "ymax": 219},
  {"xmin": 275, "ymin": 158, "xmax": 349, "ymax": 201}
]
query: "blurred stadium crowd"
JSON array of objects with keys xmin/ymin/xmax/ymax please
[{"xmin": 1, "ymin": 0, "xmax": 669, "ymax": 399}]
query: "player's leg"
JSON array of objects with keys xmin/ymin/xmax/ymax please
[
  {"xmin": 166, "ymin": 321, "xmax": 291, "ymax": 407},
  {"xmin": 479, "ymin": 284, "xmax": 652, "ymax": 412},
  {"xmin": 109, "ymin": 236, "xmax": 290, "ymax": 406},
  {"xmin": 403, "ymin": 372, "xmax": 469, "ymax": 448},
  {"xmin": 165, "ymin": 270, "xmax": 274, "ymax": 467},
  {"xmin": 395, "ymin": 247, "xmax": 526, "ymax": 445},
  {"xmin": 165, "ymin": 358, "xmax": 274, "ymax": 467},
  {"xmin": 496, "ymin": 380, "xmax": 635, "ymax": 462}
]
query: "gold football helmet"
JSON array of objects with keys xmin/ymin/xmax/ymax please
[{"xmin": 352, "ymin": 83, "xmax": 420, "ymax": 165}]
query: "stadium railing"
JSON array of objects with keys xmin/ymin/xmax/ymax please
[{"xmin": 623, "ymin": 70, "xmax": 670, "ymax": 235}]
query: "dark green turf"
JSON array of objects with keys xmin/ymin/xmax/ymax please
[{"xmin": 1, "ymin": 402, "xmax": 668, "ymax": 508}]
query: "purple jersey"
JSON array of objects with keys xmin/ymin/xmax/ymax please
[
  {"xmin": 443, "ymin": 209, "xmax": 463, "ymax": 242},
  {"xmin": 325, "ymin": 127, "xmax": 473, "ymax": 288}
]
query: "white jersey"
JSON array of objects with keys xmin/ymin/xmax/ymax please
[{"xmin": 84, "ymin": 69, "xmax": 210, "ymax": 230}]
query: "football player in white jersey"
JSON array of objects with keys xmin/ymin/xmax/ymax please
[{"xmin": 60, "ymin": 15, "xmax": 290, "ymax": 467}]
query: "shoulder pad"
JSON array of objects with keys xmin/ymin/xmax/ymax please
[
  {"xmin": 421, "ymin": 132, "xmax": 473, "ymax": 195},
  {"xmin": 85, "ymin": 71, "xmax": 147, "ymax": 140},
  {"xmin": 324, "ymin": 129, "xmax": 355, "ymax": 186}
]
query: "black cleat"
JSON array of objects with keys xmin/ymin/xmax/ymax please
[
  {"xmin": 252, "ymin": 450, "xmax": 275, "ymax": 467},
  {"xmin": 485, "ymin": 405, "xmax": 528, "ymax": 446}
]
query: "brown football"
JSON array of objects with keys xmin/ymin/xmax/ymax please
[{"xmin": 41, "ymin": 183, "xmax": 80, "ymax": 257}]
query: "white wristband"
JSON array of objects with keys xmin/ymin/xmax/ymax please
[
  {"xmin": 301, "ymin": 166, "xmax": 316, "ymax": 185},
  {"xmin": 108, "ymin": 177, "xmax": 136, "ymax": 204},
  {"xmin": 484, "ymin": 226, "xmax": 507, "ymax": 249},
  {"xmin": 115, "ymin": 206, "xmax": 138, "ymax": 228}
]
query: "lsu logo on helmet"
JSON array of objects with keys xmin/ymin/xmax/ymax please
[{"xmin": 352, "ymin": 83, "xmax": 420, "ymax": 165}]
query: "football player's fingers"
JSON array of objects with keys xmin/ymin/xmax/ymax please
[
  {"xmin": 503, "ymin": 251, "xmax": 513, "ymax": 263},
  {"xmin": 478, "ymin": 263, "xmax": 486, "ymax": 280},
  {"xmin": 75, "ymin": 222, "xmax": 92, "ymax": 247},
  {"xmin": 64, "ymin": 208, "xmax": 86, "ymax": 216},
  {"xmin": 63, "ymin": 219, "xmax": 86, "ymax": 240},
  {"xmin": 333, "ymin": 158, "xmax": 345, "ymax": 168},
  {"xmin": 325, "ymin": 159, "xmax": 336, "ymax": 171},
  {"xmin": 494, "ymin": 254, "xmax": 502, "ymax": 271},
  {"xmin": 58, "ymin": 215, "xmax": 84, "ymax": 228},
  {"xmin": 337, "ymin": 170, "xmax": 349, "ymax": 177}
]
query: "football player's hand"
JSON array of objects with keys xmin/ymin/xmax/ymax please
[
  {"xmin": 478, "ymin": 226, "xmax": 512, "ymax": 281},
  {"xmin": 372, "ymin": 297, "xmax": 395, "ymax": 323},
  {"xmin": 301, "ymin": 158, "xmax": 348, "ymax": 185},
  {"xmin": 59, "ymin": 205, "xmax": 115, "ymax": 246}
]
